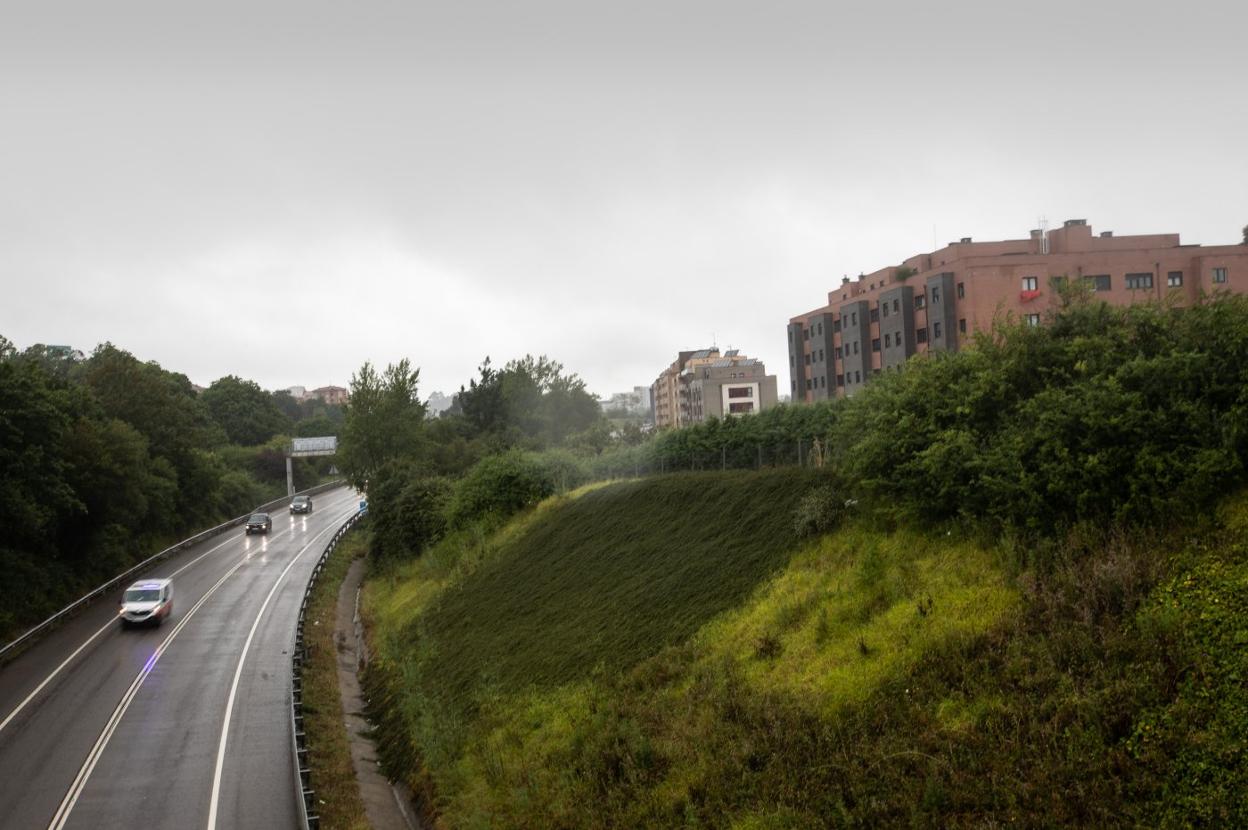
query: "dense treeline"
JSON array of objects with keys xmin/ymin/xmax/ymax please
[
  {"xmin": 336, "ymin": 353, "xmax": 609, "ymax": 560},
  {"xmin": 0, "ymin": 338, "xmax": 337, "ymax": 641}
]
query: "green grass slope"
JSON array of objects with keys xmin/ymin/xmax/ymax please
[
  {"xmin": 421, "ymin": 469, "xmax": 831, "ymax": 706},
  {"xmin": 364, "ymin": 473, "xmax": 1248, "ymax": 828}
]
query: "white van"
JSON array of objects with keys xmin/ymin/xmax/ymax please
[{"xmin": 119, "ymin": 578, "xmax": 174, "ymax": 627}]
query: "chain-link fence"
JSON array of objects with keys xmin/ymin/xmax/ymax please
[{"xmin": 588, "ymin": 438, "xmax": 835, "ymax": 481}]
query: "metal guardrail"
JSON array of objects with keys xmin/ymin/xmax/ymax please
[
  {"xmin": 291, "ymin": 507, "xmax": 365, "ymax": 830},
  {"xmin": 0, "ymin": 480, "xmax": 347, "ymax": 665}
]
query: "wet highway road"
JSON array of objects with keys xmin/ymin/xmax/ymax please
[{"xmin": 0, "ymin": 485, "xmax": 361, "ymax": 830}]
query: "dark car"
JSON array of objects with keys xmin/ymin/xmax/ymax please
[
  {"xmin": 290, "ymin": 495, "xmax": 312, "ymax": 514},
  {"xmin": 245, "ymin": 512, "xmax": 272, "ymax": 534}
]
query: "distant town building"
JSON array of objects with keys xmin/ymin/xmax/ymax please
[
  {"xmin": 651, "ymin": 348, "xmax": 778, "ymax": 428},
  {"xmin": 788, "ymin": 219, "xmax": 1248, "ymax": 401},
  {"xmin": 311, "ymin": 385, "xmax": 350, "ymax": 406},
  {"xmin": 601, "ymin": 386, "xmax": 653, "ymax": 419},
  {"xmin": 285, "ymin": 385, "xmax": 308, "ymax": 400}
]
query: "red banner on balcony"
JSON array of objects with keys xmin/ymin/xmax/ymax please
[{"xmin": 1020, "ymin": 289, "xmax": 1042, "ymax": 303}]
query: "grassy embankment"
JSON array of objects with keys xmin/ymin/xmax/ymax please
[
  {"xmin": 363, "ymin": 468, "xmax": 1248, "ymax": 827},
  {"xmin": 300, "ymin": 531, "xmax": 370, "ymax": 830}
]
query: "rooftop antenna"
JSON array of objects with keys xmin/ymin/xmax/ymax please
[{"xmin": 1038, "ymin": 215, "xmax": 1050, "ymax": 254}]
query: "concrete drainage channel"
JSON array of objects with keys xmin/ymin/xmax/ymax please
[
  {"xmin": 291, "ymin": 509, "xmax": 365, "ymax": 830},
  {"xmin": 0, "ymin": 480, "xmax": 348, "ymax": 666}
]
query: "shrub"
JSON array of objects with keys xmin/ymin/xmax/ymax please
[
  {"xmin": 793, "ymin": 484, "xmax": 845, "ymax": 537},
  {"xmin": 446, "ymin": 450, "xmax": 562, "ymax": 528}
]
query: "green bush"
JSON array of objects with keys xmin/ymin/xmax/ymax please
[
  {"xmin": 793, "ymin": 484, "xmax": 846, "ymax": 537},
  {"xmin": 446, "ymin": 450, "xmax": 571, "ymax": 528},
  {"xmin": 828, "ymin": 296, "xmax": 1248, "ymax": 541}
]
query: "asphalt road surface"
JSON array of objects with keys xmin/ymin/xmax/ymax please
[{"xmin": 0, "ymin": 485, "xmax": 362, "ymax": 830}]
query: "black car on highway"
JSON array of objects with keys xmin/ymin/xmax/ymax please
[
  {"xmin": 245, "ymin": 512, "xmax": 272, "ymax": 534},
  {"xmin": 290, "ymin": 495, "xmax": 312, "ymax": 514}
]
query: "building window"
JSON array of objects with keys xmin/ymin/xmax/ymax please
[
  {"xmin": 931, "ymin": 287, "xmax": 940, "ymax": 303},
  {"xmin": 1022, "ymin": 276, "xmax": 1038, "ymax": 292},
  {"xmin": 817, "ymin": 323, "xmax": 823, "ymax": 335},
  {"xmin": 1168, "ymin": 271, "xmax": 1183, "ymax": 287},
  {"xmin": 882, "ymin": 302, "xmax": 889, "ymax": 318},
  {"xmin": 833, "ymin": 319, "xmax": 841, "ymax": 333},
  {"xmin": 893, "ymin": 299, "xmax": 900, "ymax": 314},
  {"xmin": 959, "ymin": 318, "xmax": 966, "ymax": 334},
  {"xmin": 1052, "ymin": 275, "xmax": 1067, "ymax": 290},
  {"xmin": 819, "ymin": 349, "xmax": 825, "ymax": 362},
  {"xmin": 1213, "ymin": 267, "xmax": 1228, "ymax": 284},
  {"xmin": 917, "ymin": 327, "xmax": 928, "ymax": 343},
  {"xmin": 806, "ymin": 379, "xmax": 812, "ymax": 390},
  {"xmin": 933, "ymin": 321, "xmax": 943, "ymax": 339},
  {"xmin": 872, "ymin": 338, "xmax": 881, "ymax": 352},
  {"xmin": 851, "ymin": 312, "xmax": 858, "ymax": 325},
  {"xmin": 804, "ymin": 354, "xmax": 810, "ymax": 365},
  {"xmin": 854, "ymin": 341, "xmax": 860, "ymax": 355},
  {"xmin": 1125, "ymin": 273, "xmax": 1154, "ymax": 290},
  {"xmin": 957, "ymin": 282, "xmax": 965, "ymax": 298},
  {"xmin": 836, "ymin": 374, "xmax": 844, "ymax": 386},
  {"xmin": 870, "ymin": 307, "xmax": 879, "ymax": 323},
  {"xmin": 791, "ymin": 380, "xmax": 797, "ymax": 392},
  {"xmin": 915, "ymin": 295, "xmax": 926, "ymax": 310},
  {"xmin": 727, "ymin": 387, "xmax": 752, "ymax": 398},
  {"xmin": 1085, "ymin": 274, "xmax": 1111, "ymax": 291},
  {"xmin": 855, "ymin": 371, "xmax": 861, "ymax": 383},
  {"xmin": 1025, "ymin": 313, "xmax": 1041, "ymax": 326},
  {"xmin": 884, "ymin": 333, "xmax": 891, "ymax": 348},
  {"xmin": 835, "ymin": 346, "xmax": 842, "ymax": 359},
  {"xmin": 729, "ymin": 402, "xmax": 754, "ymax": 414}
]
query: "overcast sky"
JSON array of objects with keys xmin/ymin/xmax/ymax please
[{"xmin": 3, "ymin": 1, "xmax": 1246, "ymax": 399}]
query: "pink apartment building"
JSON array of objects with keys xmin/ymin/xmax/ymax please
[{"xmin": 787, "ymin": 219, "xmax": 1248, "ymax": 401}]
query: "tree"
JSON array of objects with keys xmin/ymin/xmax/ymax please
[
  {"xmin": 0, "ymin": 357, "xmax": 82, "ymax": 554},
  {"xmin": 74, "ymin": 344, "xmax": 223, "ymax": 521},
  {"xmin": 454, "ymin": 354, "xmax": 604, "ymax": 448},
  {"xmin": 201, "ymin": 375, "xmax": 290, "ymax": 446},
  {"xmin": 338, "ymin": 359, "xmax": 427, "ymax": 488},
  {"xmin": 271, "ymin": 389, "xmax": 303, "ymax": 421}
]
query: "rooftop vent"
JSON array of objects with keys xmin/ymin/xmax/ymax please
[
  {"xmin": 1063, "ymin": 218, "xmax": 1087, "ymax": 227},
  {"xmin": 960, "ymin": 237, "xmax": 972, "ymax": 243},
  {"xmin": 842, "ymin": 276, "xmax": 850, "ymax": 285},
  {"xmin": 1100, "ymin": 231, "xmax": 1113, "ymax": 238}
]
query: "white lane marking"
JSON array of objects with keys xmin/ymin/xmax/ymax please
[
  {"xmin": 46, "ymin": 498, "xmax": 359, "ymax": 830},
  {"xmin": 206, "ymin": 506, "xmax": 359, "ymax": 830},
  {"xmin": 0, "ymin": 490, "xmax": 355, "ymax": 737}
]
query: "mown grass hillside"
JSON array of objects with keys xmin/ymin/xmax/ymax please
[{"xmin": 364, "ymin": 473, "xmax": 1248, "ymax": 828}]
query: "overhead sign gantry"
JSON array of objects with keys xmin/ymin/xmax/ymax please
[{"xmin": 287, "ymin": 436, "xmax": 337, "ymax": 496}]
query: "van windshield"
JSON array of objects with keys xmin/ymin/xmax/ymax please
[{"xmin": 125, "ymin": 589, "xmax": 161, "ymax": 602}]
